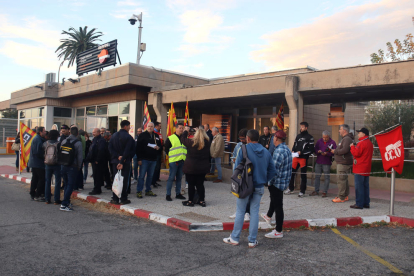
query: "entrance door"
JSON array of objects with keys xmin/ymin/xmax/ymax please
[
  {"xmin": 108, "ymin": 116, "xmax": 118, "ymax": 134},
  {"xmin": 86, "ymin": 116, "xmax": 108, "ymax": 134}
]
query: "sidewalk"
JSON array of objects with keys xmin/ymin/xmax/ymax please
[{"xmin": 1, "ymin": 156, "xmax": 413, "ymax": 228}]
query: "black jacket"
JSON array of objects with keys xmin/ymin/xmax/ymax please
[
  {"xmin": 259, "ymin": 134, "xmax": 272, "ymax": 150},
  {"xmin": 292, "ymin": 130, "xmax": 315, "ymax": 159},
  {"xmin": 85, "ymin": 139, "xmax": 92, "ymax": 157},
  {"xmin": 206, "ymin": 129, "xmax": 213, "ymax": 144},
  {"xmin": 136, "ymin": 131, "xmax": 162, "ymax": 161},
  {"xmin": 86, "ymin": 135, "xmax": 107, "ymax": 164},
  {"xmin": 109, "ymin": 129, "xmax": 135, "ymax": 164},
  {"xmin": 181, "ymin": 131, "xmax": 210, "ymax": 175}
]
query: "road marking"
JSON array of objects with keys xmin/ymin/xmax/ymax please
[{"xmin": 331, "ymin": 228, "xmax": 404, "ymax": 275}]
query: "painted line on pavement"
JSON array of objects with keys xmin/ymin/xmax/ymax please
[{"xmin": 331, "ymin": 228, "xmax": 404, "ymax": 275}]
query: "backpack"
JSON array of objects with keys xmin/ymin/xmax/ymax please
[
  {"xmin": 57, "ymin": 138, "xmax": 79, "ymax": 166},
  {"xmin": 44, "ymin": 141, "xmax": 58, "ymax": 165},
  {"xmin": 230, "ymin": 144, "xmax": 254, "ymax": 199}
]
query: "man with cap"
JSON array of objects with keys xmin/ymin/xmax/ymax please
[
  {"xmin": 350, "ymin": 127, "xmax": 373, "ymax": 209},
  {"xmin": 262, "ymin": 130, "xmax": 292, "ymax": 239}
]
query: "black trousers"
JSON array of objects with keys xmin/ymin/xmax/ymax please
[
  {"xmin": 112, "ymin": 162, "xmax": 130, "ymax": 202},
  {"xmin": 267, "ymin": 185, "xmax": 284, "ymax": 232},
  {"xmin": 186, "ymin": 174, "xmax": 206, "ymax": 202},
  {"xmin": 30, "ymin": 167, "xmax": 45, "ymax": 198},
  {"xmin": 288, "ymin": 164, "xmax": 308, "ymax": 193},
  {"xmin": 103, "ymin": 160, "xmax": 112, "ymax": 187},
  {"xmin": 92, "ymin": 163, "xmax": 105, "ymax": 193}
]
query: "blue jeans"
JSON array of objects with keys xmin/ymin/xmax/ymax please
[
  {"xmin": 45, "ymin": 165, "xmax": 61, "ymax": 202},
  {"xmin": 15, "ymin": 151, "xmax": 19, "ymax": 168},
  {"xmin": 354, "ymin": 174, "xmax": 370, "ymax": 208},
  {"xmin": 166, "ymin": 160, "xmax": 184, "ymax": 196},
  {"xmin": 137, "ymin": 160, "xmax": 156, "ymax": 193},
  {"xmin": 210, "ymin": 157, "xmax": 222, "ymax": 180},
  {"xmin": 133, "ymin": 155, "xmax": 139, "ymax": 180},
  {"xmin": 83, "ymin": 161, "xmax": 89, "ymax": 181},
  {"xmin": 231, "ymin": 187, "xmax": 264, "ymax": 243},
  {"xmin": 61, "ymin": 166, "xmax": 78, "ymax": 207}
]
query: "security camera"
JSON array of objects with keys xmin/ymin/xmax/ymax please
[{"xmin": 129, "ymin": 16, "xmax": 137, "ymax": 25}]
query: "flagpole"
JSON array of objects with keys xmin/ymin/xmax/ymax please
[
  {"xmin": 356, "ymin": 123, "xmax": 401, "ymax": 144},
  {"xmin": 19, "ymin": 144, "xmax": 21, "ymax": 175},
  {"xmin": 390, "ymin": 168, "xmax": 396, "ymax": 215}
]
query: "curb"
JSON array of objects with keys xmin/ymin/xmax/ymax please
[{"xmin": 2, "ymin": 174, "xmax": 414, "ymax": 232}]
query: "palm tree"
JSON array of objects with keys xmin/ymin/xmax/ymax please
[{"xmin": 55, "ymin": 26, "xmax": 104, "ymax": 68}]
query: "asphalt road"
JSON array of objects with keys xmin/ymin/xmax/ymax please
[{"xmin": 1, "ymin": 178, "xmax": 413, "ymax": 276}]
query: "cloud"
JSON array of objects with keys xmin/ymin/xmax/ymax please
[
  {"xmin": 250, "ymin": 0, "xmax": 414, "ymax": 71},
  {"xmin": 169, "ymin": 62, "xmax": 205, "ymax": 74},
  {"xmin": 180, "ymin": 10, "xmax": 223, "ymax": 44},
  {"xmin": 111, "ymin": 1, "xmax": 147, "ymax": 19},
  {"xmin": 117, "ymin": 0, "xmax": 141, "ymax": 6}
]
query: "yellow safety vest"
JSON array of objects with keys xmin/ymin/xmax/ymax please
[{"xmin": 168, "ymin": 134, "xmax": 187, "ymax": 163}]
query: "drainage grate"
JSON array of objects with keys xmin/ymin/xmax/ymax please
[{"xmin": 176, "ymin": 212, "xmax": 218, "ymax": 223}]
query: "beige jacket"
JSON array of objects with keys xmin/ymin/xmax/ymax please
[{"xmin": 210, "ymin": 133, "xmax": 225, "ymax": 158}]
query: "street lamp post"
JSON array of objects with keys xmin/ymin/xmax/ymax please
[{"xmin": 129, "ymin": 13, "xmax": 143, "ymax": 65}]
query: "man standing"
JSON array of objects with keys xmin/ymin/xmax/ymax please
[
  {"xmin": 100, "ymin": 127, "xmax": 106, "ymax": 136},
  {"xmin": 29, "ymin": 127, "xmax": 46, "ymax": 201},
  {"xmin": 263, "ymin": 130, "xmax": 292, "ymax": 239},
  {"xmin": 204, "ymin": 124, "xmax": 213, "ymax": 142},
  {"xmin": 164, "ymin": 123, "xmax": 187, "ymax": 201},
  {"xmin": 103, "ymin": 132, "xmax": 113, "ymax": 189},
  {"xmin": 59, "ymin": 127, "xmax": 83, "ymax": 211},
  {"xmin": 331, "ymin": 124, "xmax": 354, "ymax": 203},
  {"xmin": 259, "ymin": 126, "xmax": 272, "ymax": 150},
  {"xmin": 210, "ymin": 127, "xmax": 225, "ymax": 183},
  {"xmin": 133, "ymin": 128, "xmax": 143, "ymax": 181},
  {"xmin": 223, "ymin": 129, "xmax": 276, "ymax": 248},
  {"xmin": 88, "ymin": 128, "xmax": 107, "ymax": 195},
  {"xmin": 311, "ymin": 130, "xmax": 337, "ymax": 197},
  {"xmin": 109, "ymin": 120, "xmax": 135, "ymax": 205},
  {"xmin": 285, "ymin": 122, "xmax": 314, "ymax": 197},
  {"xmin": 136, "ymin": 122, "xmax": 162, "ymax": 199},
  {"xmin": 350, "ymin": 128, "xmax": 373, "ymax": 209},
  {"xmin": 268, "ymin": 126, "xmax": 278, "ymax": 156},
  {"xmin": 59, "ymin": 125, "xmax": 69, "ymax": 141},
  {"xmin": 152, "ymin": 122, "xmax": 163, "ymax": 188}
]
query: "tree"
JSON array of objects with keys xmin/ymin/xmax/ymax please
[
  {"xmin": 365, "ymin": 101, "xmax": 414, "ymax": 143},
  {"xmin": 370, "ymin": 33, "xmax": 414, "ymax": 63},
  {"xmin": 55, "ymin": 26, "xmax": 103, "ymax": 68},
  {"xmin": 1, "ymin": 108, "xmax": 18, "ymax": 119}
]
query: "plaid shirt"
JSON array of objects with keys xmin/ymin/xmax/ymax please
[{"xmin": 269, "ymin": 142, "xmax": 292, "ymax": 191}]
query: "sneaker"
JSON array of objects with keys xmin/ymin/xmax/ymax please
[
  {"xmin": 248, "ymin": 240, "xmax": 258, "ymax": 248},
  {"xmin": 309, "ymin": 191, "xmax": 319, "ymax": 196},
  {"xmin": 60, "ymin": 205, "xmax": 73, "ymax": 211},
  {"xmin": 145, "ymin": 191, "xmax": 157, "ymax": 197},
  {"xmin": 332, "ymin": 197, "xmax": 345, "ymax": 203},
  {"xmin": 136, "ymin": 192, "xmax": 143, "ymax": 198},
  {"xmin": 166, "ymin": 195, "xmax": 172, "ymax": 201},
  {"xmin": 176, "ymin": 194, "xmax": 186, "ymax": 200},
  {"xmin": 265, "ymin": 230, "xmax": 283, "ymax": 239},
  {"xmin": 35, "ymin": 197, "xmax": 46, "ymax": 202},
  {"xmin": 261, "ymin": 213, "xmax": 271, "ymax": 225},
  {"xmin": 185, "ymin": 183, "xmax": 188, "ymax": 189},
  {"xmin": 223, "ymin": 236, "xmax": 239, "ymax": 246},
  {"xmin": 284, "ymin": 189, "xmax": 294, "ymax": 195},
  {"xmin": 229, "ymin": 213, "xmax": 236, "ymax": 219},
  {"xmin": 244, "ymin": 213, "xmax": 250, "ymax": 221},
  {"xmin": 298, "ymin": 192, "xmax": 305, "ymax": 198},
  {"xmin": 120, "ymin": 199, "xmax": 131, "ymax": 205},
  {"xmin": 344, "ymin": 196, "xmax": 349, "ymax": 201}
]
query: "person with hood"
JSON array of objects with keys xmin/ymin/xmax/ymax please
[
  {"xmin": 310, "ymin": 130, "xmax": 337, "ymax": 197},
  {"xmin": 223, "ymin": 129, "xmax": 276, "ymax": 249},
  {"xmin": 330, "ymin": 124, "xmax": 354, "ymax": 203},
  {"xmin": 285, "ymin": 122, "xmax": 314, "ymax": 197}
]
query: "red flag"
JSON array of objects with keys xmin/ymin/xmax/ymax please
[
  {"xmin": 276, "ymin": 103, "xmax": 284, "ymax": 130},
  {"xmin": 142, "ymin": 101, "xmax": 151, "ymax": 129},
  {"xmin": 375, "ymin": 125, "xmax": 404, "ymax": 174}
]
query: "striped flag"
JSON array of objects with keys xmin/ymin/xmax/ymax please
[
  {"xmin": 276, "ymin": 103, "xmax": 284, "ymax": 130},
  {"xmin": 184, "ymin": 101, "xmax": 189, "ymax": 126},
  {"xmin": 169, "ymin": 102, "xmax": 177, "ymax": 134},
  {"xmin": 142, "ymin": 101, "xmax": 151, "ymax": 129},
  {"xmin": 19, "ymin": 122, "xmax": 36, "ymax": 173}
]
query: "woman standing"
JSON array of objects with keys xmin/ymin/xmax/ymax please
[
  {"xmin": 14, "ymin": 132, "xmax": 20, "ymax": 172},
  {"xmin": 181, "ymin": 127, "xmax": 210, "ymax": 207}
]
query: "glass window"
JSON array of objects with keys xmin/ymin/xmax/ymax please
[
  {"xmin": 257, "ymin": 107, "xmax": 273, "ymax": 116},
  {"xmin": 239, "ymin": 108, "xmax": 253, "ymax": 116},
  {"xmin": 54, "ymin": 107, "xmax": 72, "ymax": 117},
  {"xmin": 97, "ymin": 105, "xmax": 108, "ymax": 115},
  {"xmin": 119, "ymin": 102, "xmax": 130, "ymax": 114},
  {"xmin": 38, "ymin": 118, "xmax": 44, "ymax": 128},
  {"xmin": 108, "ymin": 103, "xmax": 118, "ymax": 116},
  {"xmin": 25, "ymin": 109, "xmax": 32, "ymax": 118},
  {"xmin": 76, "ymin": 108, "xmax": 85, "ymax": 117},
  {"xmin": 38, "ymin": 107, "xmax": 44, "ymax": 117},
  {"xmin": 53, "ymin": 118, "xmax": 71, "ymax": 130},
  {"xmin": 118, "ymin": 116, "xmax": 129, "ymax": 128},
  {"xmin": 76, "ymin": 118, "xmax": 85, "ymax": 130},
  {"xmin": 86, "ymin": 106, "xmax": 96, "ymax": 116},
  {"xmin": 19, "ymin": 110, "xmax": 26, "ymax": 119}
]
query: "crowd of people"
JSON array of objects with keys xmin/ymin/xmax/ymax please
[{"xmin": 15, "ymin": 119, "xmax": 374, "ymax": 247}]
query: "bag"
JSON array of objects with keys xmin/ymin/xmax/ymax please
[
  {"xmin": 44, "ymin": 141, "xmax": 58, "ymax": 165},
  {"xmin": 11, "ymin": 142, "xmax": 20, "ymax": 151},
  {"xmin": 112, "ymin": 170, "xmax": 124, "ymax": 198},
  {"xmin": 230, "ymin": 144, "xmax": 254, "ymax": 199},
  {"xmin": 57, "ymin": 139, "xmax": 79, "ymax": 166}
]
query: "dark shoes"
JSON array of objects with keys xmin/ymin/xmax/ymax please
[
  {"xmin": 152, "ymin": 183, "xmax": 162, "ymax": 188},
  {"xmin": 120, "ymin": 199, "xmax": 131, "ymax": 205},
  {"xmin": 350, "ymin": 204, "xmax": 363, "ymax": 209},
  {"xmin": 213, "ymin": 179, "xmax": 222, "ymax": 183},
  {"xmin": 309, "ymin": 191, "xmax": 319, "ymax": 196},
  {"xmin": 166, "ymin": 195, "xmax": 172, "ymax": 201},
  {"xmin": 321, "ymin": 192, "xmax": 327, "ymax": 198},
  {"xmin": 136, "ymin": 192, "xmax": 143, "ymax": 198},
  {"xmin": 34, "ymin": 197, "xmax": 46, "ymax": 202},
  {"xmin": 182, "ymin": 201, "xmax": 194, "ymax": 207},
  {"xmin": 54, "ymin": 200, "xmax": 62, "ymax": 205},
  {"xmin": 176, "ymin": 194, "xmax": 186, "ymax": 200},
  {"xmin": 363, "ymin": 205, "xmax": 370, "ymax": 208},
  {"xmin": 45, "ymin": 200, "xmax": 52, "ymax": 204},
  {"xmin": 145, "ymin": 191, "xmax": 157, "ymax": 197},
  {"xmin": 89, "ymin": 191, "xmax": 102, "ymax": 195},
  {"xmin": 110, "ymin": 200, "xmax": 120, "ymax": 205}
]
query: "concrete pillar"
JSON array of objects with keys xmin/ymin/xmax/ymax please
[
  {"xmin": 44, "ymin": 106, "xmax": 54, "ymax": 130},
  {"xmin": 298, "ymin": 92, "xmax": 304, "ymax": 124},
  {"xmin": 152, "ymin": 92, "xmax": 168, "ymax": 137},
  {"xmin": 285, "ymin": 76, "xmax": 299, "ymax": 147}
]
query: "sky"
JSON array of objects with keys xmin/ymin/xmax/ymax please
[{"xmin": 0, "ymin": 0, "xmax": 413, "ymax": 102}]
